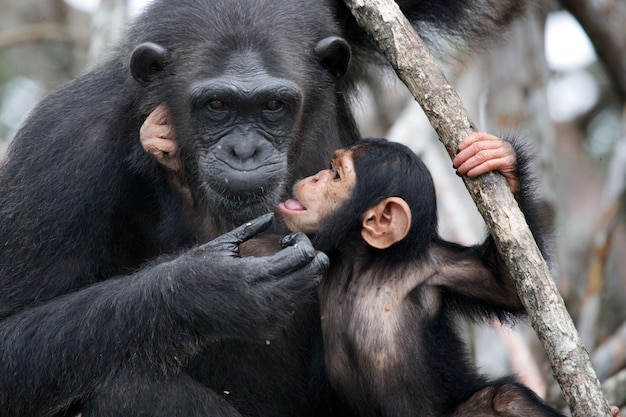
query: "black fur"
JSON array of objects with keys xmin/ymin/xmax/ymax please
[{"xmin": 0, "ymin": 1, "xmax": 522, "ymax": 416}]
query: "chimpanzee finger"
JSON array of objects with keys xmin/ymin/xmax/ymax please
[
  {"xmin": 248, "ymin": 232, "xmax": 324, "ymax": 280},
  {"xmin": 455, "ymin": 137, "xmax": 515, "ymax": 175},
  {"xmin": 148, "ymin": 103, "xmax": 170, "ymax": 125},
  {"xmin": 453, "ymin": 136, "xmax": 504, "ymax": 170},
  {"xmin": 456, "ymin": 150, "xmax": 514, "ymax": 177},
  {"xmin": 207, "ymin": 213, "xmax": 275, "ymax": 250},
  {"xmin": 457, "ymin": 131, "xmax": 502, "ymax": 151},
  {"xmin": 253, "ymin": 250, "xmax": 329, "ymax": 294},
  {"xmin": 280, "ymin": 231, "xmax": 313, "ymax": 251},
  {"xmin": 454, "ymin": 139, "xmax": 520, "ymax": 193},
  {"xmin": 142, "ymin": 137, "xmax": 177, "ymax": 155},
  {"xmin": 248, "ymin": 252, "xmax": 329, "ymax": 290},
  {"xmin": 300, "ymin": 250, "xmax": 330, "ymax": 277},
  {"xmin": 280, "ymin": 232, "xmax": 305, "ymax": 249},
  {"xmin": 466, "ymin": 156, "xmax": 516, "ymax": 179}
]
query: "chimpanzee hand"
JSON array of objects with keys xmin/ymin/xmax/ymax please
[
  {"xmin": 204, "ymin": 212, "xmax": 328, "ymax": 283},
  {"xmin": 172, "ymin": 212, "xmax": 328, "ymax": 341},
  {"xmin": 452, "ymin": 132, "xmax": 520, "ymax": 194},
  {"xmin": 140, "ymin": 103, "xmax": 179, "ymax": 171}
]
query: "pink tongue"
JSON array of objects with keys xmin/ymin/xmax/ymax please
[{"xmin": 284, "ymin": 198, "xmax": 307, "ymax": 211}]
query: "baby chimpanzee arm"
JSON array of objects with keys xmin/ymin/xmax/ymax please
[
  {"xmin": 440, "ymin": 133, "xmax": 554, "ymax": 319},
  {"xmin": 428, "ymin": 240, "xmax": 525, "ymax": 318}
]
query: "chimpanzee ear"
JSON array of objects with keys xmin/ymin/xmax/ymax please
[
  {"xmin": 314, "ymin": 36, "xmax": 351, "ymax": 81},
  {"xmin": 130, "ymin": 42, "xmax": 170, "ymax": 86},
  {"xmin": 361, "ymin": 197, "xmax": 411, "ymax": 249}
]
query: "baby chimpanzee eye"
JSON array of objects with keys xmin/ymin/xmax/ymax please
[{"xmin": 329, "ymin": 163, "xmax": 340, "ymax": 179}]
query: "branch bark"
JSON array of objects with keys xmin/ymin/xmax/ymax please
[{"xmin": 342, "ymin": 1, "xmax": 612, "ymax": 416}]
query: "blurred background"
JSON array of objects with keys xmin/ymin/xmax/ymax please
[{"xmin": 0, "ymin": 0, "xmax": 624, "ymax": 412}]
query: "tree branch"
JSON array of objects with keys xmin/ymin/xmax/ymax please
[
  {"xmin": 559, "ymin": 0, "xmax": 626, "ymax": 103},
  {"xmin": 342, "ymin": 0, "xmax": 612, "ymax": 416}
]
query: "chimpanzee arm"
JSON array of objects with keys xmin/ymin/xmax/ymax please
[
  {"xmin": 453, "ymin": 133, "xmax": 554, "ymax": 264},
  {"xmin": 433, "ymin": 135, "xmax": 553, "ymax": 319},
  {"xmin": 506, "ymin": 135, "xmax": 555, "ymax": 265},
  {"xmin": 0, "ymin": 214, "xmax": 327, "ymax": 416},
  {"xmin": 429, "ymin": 240, "xmax": 524, "ymax": 319}
]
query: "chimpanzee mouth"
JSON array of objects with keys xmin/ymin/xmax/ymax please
[
  {"xmin": 197, "ymin": 153, "xmax": 287, "ymax": 198},
  {"xmin": 278, "ymin": 198, "xmax": 307, "ymax": 213},
  {"xmin": 208, "ymin": 176, "xmax": 278, "ymax": 198},
  {"xmin": 199, "ymin": 178, "xmax": 286, "ymax": 223}
]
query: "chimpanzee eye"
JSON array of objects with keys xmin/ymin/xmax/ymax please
[
  {"xmin": 208, "ymin": 100, "xmax": 225, "ymax": 111},
  {"xmin": 329, "ymin": 163, "xmax": 340, "ymax": 180},
  {"xmin": 265, "ymin": 100, "xmax": 284, "ymax": 111}
]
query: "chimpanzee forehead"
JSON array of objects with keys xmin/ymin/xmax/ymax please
[
  {"xmin": 335, "ymin": 143, "xmax": 371, "ymax": 169},
  {"xmin": 331, "ymin": 149, "xmax": 352, "ymax": 165},
  {"xmin": 330, "ymin": 150, "xmax": 357, "ymax": 180}
]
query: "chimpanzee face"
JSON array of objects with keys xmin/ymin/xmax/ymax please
[
  {"xmin": 130, "ymin": 36, "xmax": 352, "ymax": 229},
  {"xmin": 278, "ymin": 149, "xmax": 357, "ymax": 234},
  {"xmin": 184, "ymin": 51, "xmax": 303, "ymax": 218}
]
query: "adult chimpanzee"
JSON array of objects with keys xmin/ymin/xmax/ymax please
[
  {"xmin": 278, "ymin": 134, "xmax": 565, "ymax": 417},
  {"xmin": 0, "ymin": 0, "xmax": 524, "ymax": 416}
]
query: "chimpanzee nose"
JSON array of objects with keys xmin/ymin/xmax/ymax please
[
  {"xmin": 216, "ymin": 129, "xmax": 275, "ymax": 171},
  {"xmin": 233, "ymin": 136, "xmax": 257, "ymax": 162}
]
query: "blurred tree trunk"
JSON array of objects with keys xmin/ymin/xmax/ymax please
[
  {"xmin": 0, "ymin": 0, "xmax": 82, "ymax": 86},
  {"xmin": 87, "ymin": 0, "xmax": 129, "ymax": 66},
  {"xmin": 559, "ymin": 0, "xmax": 626, "ymax": 102}
]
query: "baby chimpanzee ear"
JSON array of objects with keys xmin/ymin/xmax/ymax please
[{"xmin": 361, "ymin": 197, "xmax": 411, "ymax": 249}]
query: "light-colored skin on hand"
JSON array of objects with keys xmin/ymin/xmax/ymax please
[
  {"xmin": 140, "ymin": 104, "xmax": 198, "ymax": 229},
  {"xmin": 140, "ymin": 104, "xmax": 180, "ymax": 171},
  {"xmin": 452, "ymin": 131, "xmax": 520, "ymax": 195}
]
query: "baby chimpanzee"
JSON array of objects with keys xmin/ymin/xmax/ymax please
[{"xmin": 278, "ymin": 135, "xmax": 566, "ymax": 417}]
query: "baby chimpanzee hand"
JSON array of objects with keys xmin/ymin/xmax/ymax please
[
  {"xmin": 452, "ymin": 132, "xmax": 520, "ymax": 195},
  {"xmin": 140, "ymin": 103, "xmax": 179, "ymax": 171}
]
